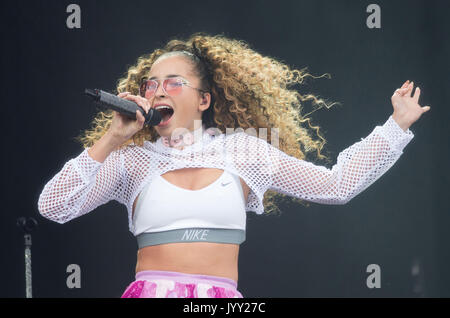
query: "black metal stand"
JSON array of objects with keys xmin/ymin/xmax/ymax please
[{"xmin": 16, "ymin": 217, "xmax": 38, "ymax": 298}]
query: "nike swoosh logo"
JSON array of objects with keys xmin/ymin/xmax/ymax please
[{"xmin": 221, "ymin": 181, "xmax": 232, "ymax": 186}]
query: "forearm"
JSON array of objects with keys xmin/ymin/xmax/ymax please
[
  {"xmin": 38, "ymin": 142, "xmax": 125, "ymax": 224},
  {"xmin": 266, "ymin": 115, "xmax": 414, "ymax": 204},
  {"xmin": 87, "ymin": 132, "xmax": 124, "ymax": 163}
]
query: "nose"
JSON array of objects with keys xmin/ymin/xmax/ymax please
[{"xmin": 155, "ymin": 80, "xmax": 167, "ymax": 97}]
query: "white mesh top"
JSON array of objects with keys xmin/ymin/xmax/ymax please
[{"xmin": 37, "ymin": 115, "xmax": 414, "ymax": 235}]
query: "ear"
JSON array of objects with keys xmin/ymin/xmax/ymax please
[{"xmin": 198, "ymin": 92, "xmax": 211, "ymax": 112}]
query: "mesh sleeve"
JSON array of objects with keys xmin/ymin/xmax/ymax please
[
  {"xmin": 263, "ymin": 115, "xmax": 414, "ymax": 205},
  {"xmin": 37, "ymin": 147, "xmax": 126, "ymax": 224}
]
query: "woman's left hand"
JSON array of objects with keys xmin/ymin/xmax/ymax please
[{"xmin": 391, "ymin": 80, "xmax": 431, "ymax": 131}]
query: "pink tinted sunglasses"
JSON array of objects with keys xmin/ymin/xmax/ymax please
[{"xmin": 139, "ymin": 76, "xmax": 206, "ymax": 98}]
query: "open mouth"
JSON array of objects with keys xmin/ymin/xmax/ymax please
[{"xmin": 154, "ymin": 105, "xmax": 174, "ymax": 124}]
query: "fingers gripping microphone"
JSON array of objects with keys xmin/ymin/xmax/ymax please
[{"xmin": 85, "ymin": 89, "xmax": 162, "ymax": 126}]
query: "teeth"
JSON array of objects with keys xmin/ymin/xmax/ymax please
[{"xmin": 155, "ymin": 105, "xmax": 173, "ymax": 110}]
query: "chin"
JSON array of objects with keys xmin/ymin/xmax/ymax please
[{"xmin": 156, "ymin": 124, "xmax": 176, "ymax": 137}]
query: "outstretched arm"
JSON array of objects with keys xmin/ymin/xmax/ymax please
[{"xmin": 262, "ymin": 80, "xmax": 428, "ymax": 204}]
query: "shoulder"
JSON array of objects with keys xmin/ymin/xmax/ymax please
[
  {"xmin": 223, "ymin": 130, "xmax": 271, "ymax": 149},
  {"xmin": 221, "ymin": 130, "xmax": 277, "ymax": 165}
]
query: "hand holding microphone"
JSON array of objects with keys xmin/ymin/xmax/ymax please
[{"xmin": 85, "ymin": 88, "xmax": 162, "ymax": 144}]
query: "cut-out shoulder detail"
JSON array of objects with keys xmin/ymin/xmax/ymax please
[
  {"xmin": 37, "ymin": 116, "xmax": 414, "ymax": 234},
  {"xmin": 160, "ymin": 168, "xmax": 225, "ymax": 192}
]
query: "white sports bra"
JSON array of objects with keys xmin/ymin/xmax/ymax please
[{"xmin": 132, "ymin": 169, "xmax": 247, "ymax": 248}]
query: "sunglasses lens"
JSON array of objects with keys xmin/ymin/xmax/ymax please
[
  {"xmin": 140, "ymin": 78, "xmax": 184, "ymax": 97},
  {"xmin": 164, "ymin": 78, "xmax": 183, "ymax": 95},
  {"xmin": 140, "ymin": 80, "xmax": 158, "ymax": 98}
]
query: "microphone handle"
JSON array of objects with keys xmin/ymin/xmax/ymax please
[
  {"xmin": 98, "ymin": 89, "xmax": 141, "ymax": 118},
  {"xmin": 85, "ymin": 89, "xmax": 161, "ymax": 126}
]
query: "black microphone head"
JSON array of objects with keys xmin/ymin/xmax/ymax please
[
  {"xmin": 145, "ymin": 108, "xmax": 162, "ymax": 126},
  {"xmin": 16, "ymin": 217, "xmax": 38, "ymax": 233},
  {"xmin": 85, "ymin": 88, "xmax": 100, "ymax": 101}
]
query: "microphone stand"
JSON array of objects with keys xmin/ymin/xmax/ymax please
[{"xmin": 16, "ymin": 217, "xmax": 38, "ymax": 298}]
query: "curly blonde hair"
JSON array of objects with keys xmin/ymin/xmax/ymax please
[{"xmin": 76, "ymin": 32, "xmax": 340, "ymax": 216}]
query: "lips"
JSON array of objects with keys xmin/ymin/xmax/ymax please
[{"xmin": 153, "ymin": 104, "xmax": 174, "ymax": 125}]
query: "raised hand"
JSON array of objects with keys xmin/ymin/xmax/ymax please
[{"xmin": 391, "ymin": 80, "xmax": 431, "ymax": 131}]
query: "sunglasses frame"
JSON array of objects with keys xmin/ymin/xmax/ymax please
[{"xmin": 139, "ymin": 76, "xmax": 206, "ymax": 98}]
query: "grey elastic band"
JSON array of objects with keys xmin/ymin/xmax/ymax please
[{"xmin": 136, "ymin": 228, "xmax": 246, "ymax": 248}]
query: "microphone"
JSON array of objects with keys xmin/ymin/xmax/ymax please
[
  {"xmin": 16, "ymin": 217, "xmax": 38, "ymax": 234},
  {"xmin": 85, "ymin": 89, "xmax": 162, "ymax": 126}
]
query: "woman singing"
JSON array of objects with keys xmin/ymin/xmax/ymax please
[{"xmin": 37, "ymin": 32, "xmax": 430, "ymax": 298}]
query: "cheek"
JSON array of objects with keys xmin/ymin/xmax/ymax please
[{"xmin": 176, "ymin": 102, "xmax": 198, "ymax": 116}]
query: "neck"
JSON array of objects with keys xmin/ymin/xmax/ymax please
[{"xmin": 160, "ymin": 124, "xmax": 205, "ymax": 149}]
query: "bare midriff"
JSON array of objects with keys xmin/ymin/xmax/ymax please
[{"xmin": 133, "ymin": 168, "xmax": 250, "ymax": 284}]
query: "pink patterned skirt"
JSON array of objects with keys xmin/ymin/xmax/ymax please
[{"xmin": 121, "ymin": 270, "xmax": 244, "ymax": 298}]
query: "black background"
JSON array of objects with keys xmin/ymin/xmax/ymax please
[{"xmin": 1, "ymin": 0, "xmax": 449, "ymax": 298}]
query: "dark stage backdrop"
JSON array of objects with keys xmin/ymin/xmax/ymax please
[{"xmin": 1, "ymin": 0, "xmax": 449, "ymax": 298}]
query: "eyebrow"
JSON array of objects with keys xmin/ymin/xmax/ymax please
[{"xmin": 148, "ymin": 74, "xmax": 182, "ymax": 80}]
